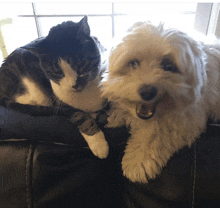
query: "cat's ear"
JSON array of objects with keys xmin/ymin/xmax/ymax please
[{"xmin": 76, "ymin": 16, "xmax": 90, "ymax": 39}]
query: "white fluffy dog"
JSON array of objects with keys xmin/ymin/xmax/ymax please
[{"xmin": 101, "ymin": 21, "xmax": 220, "ymax": 183}]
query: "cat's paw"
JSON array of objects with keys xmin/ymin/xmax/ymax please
[
  {"xmin": 95, "ymin": 110, "xmax": 108, "ymax": 126},
  {"xmin": 122, "ymin": 151, "xmax": 163, "ymax": 183},
  {"xmin": 90, "ymin": 132, "xmax": 109, "ymax": 159},
  {"xmin": 81, "ymin": 131, "xmax": 109, "ymax": 159}
]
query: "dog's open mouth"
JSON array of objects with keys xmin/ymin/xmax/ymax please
[
  {"xmin": 136, "ymin": 93, "xmax": 172, "ymax": 120},
  {"xmin": 136, "ymin": 102, "xmax": 156, "ymax": 120}
]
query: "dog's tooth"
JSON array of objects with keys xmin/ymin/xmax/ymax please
[{"xmin": 136, "ymin": 102, "xmax": 156, "ymax": 120}]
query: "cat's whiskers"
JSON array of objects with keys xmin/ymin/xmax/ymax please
[
  {"xmin": 49, "ymin": 94, "xmax": 61, "ymax": 115},
  {"xmin": 80, "ymin": 60, "xmax": 90, "ymax": 73},
  {"xmin": 50, "ymin": 94, "xmax": 60, "ymax": 110},
  {"xmin": 55, "ymin": 100, "xmax": 63, "ymax": 115}
]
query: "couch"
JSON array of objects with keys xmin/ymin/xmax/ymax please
[{"xmin": 0, "ymin": 105, "xmax": 220, "ymax": 208}]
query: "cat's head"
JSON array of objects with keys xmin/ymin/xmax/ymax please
[{"xmin": 23, "ymin": 16, "xmax": 103, "ymax": 91}]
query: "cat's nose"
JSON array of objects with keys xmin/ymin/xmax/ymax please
[
  {"xmin": 72, "ymin": 77, "xmax": 87, "ymax": 92},
  {"xmin": 138, "ymin": 85, "xmax": 158, "ymax": 101},
  {"xmin": 72, "ymin": 85, "xmax": 84, "ymax": 92}
]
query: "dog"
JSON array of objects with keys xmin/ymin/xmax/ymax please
[{"xmin": 101, "ymin": 21, "xmax": 220, "ymax": 183}]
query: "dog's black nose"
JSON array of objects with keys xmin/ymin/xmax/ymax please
[{"xmin": 138, "ymin": 85, "xmax": 158, "ymax": 101}]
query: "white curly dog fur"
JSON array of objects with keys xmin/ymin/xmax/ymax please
[{"xmin": 101, "ymin": 21, "xmax": 220, "ymax": 183}]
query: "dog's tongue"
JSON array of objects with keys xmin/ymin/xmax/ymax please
[{"xmin": 136, "ymin": 102, "xmax": 156, "ymax": 120}]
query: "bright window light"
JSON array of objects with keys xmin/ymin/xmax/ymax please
[{"xmin": 0, "ymin": 2, "xmax": 205, "ymax": 64}]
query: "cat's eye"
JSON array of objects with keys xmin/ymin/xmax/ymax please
[
  {"xmin": 128, "ymin": 59, "xmax": 140, "ymax": 69},
  {"xmin": 161, "ymin": 59, "xmax": 178, "ymax": 73}
]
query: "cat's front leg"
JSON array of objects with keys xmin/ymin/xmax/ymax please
[
  {"xmin": 80, "ymin": 130, "xmax": 109, "ymax": 159},
  {"xmin": 70, "ymin": 112, "xmax": 109, "ymax": 159}
]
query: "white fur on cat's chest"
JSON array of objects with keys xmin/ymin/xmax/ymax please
[{"xmin": 50, "ymin": 75, "xmax": 104, "ymax": 112}]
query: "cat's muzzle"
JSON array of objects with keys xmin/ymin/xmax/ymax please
[{"xmin": 72, "ymin": 76, "xmax": 88, "ymax": 92}]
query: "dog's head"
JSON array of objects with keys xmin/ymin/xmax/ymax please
[{"xmin": 102, "ymin": 22, "xmax": 207, "ymax": 120}]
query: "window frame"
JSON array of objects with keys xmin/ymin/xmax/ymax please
[
  {"xmin": 18, "ymin": 2, "xmax": 118, "ymax": 38},
  {"xmin": 195, "ymin": 3, "xmax": 220, "ymax": 37},
  {"xmin": 1, "ymin": 2, "xmax": 220, "ymax": 63},
  {"xmin": 17, "ymin": 2, "xmax": 203, "ymax": 39}
]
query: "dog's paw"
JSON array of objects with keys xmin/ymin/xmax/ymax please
[
  {"xmin": 122, "ymin": 152, "xmax": 162, "ymax": 183},
  {"xmin": 81, "ymin": 131, "xmax": 109, "ymax": 159},
  {"xmin": 104, "ymin": 107, "xmax": 128, "ymax": 128}
]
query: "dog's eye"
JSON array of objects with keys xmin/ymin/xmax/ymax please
[
  {"xmin": 128, "ymin": 60, "xmax": 140, "ymax": 69},
  {"xmin": 161, "ymin": 59, "xmax": 178, "ymax": 73},
  {"xmin": 163, "ymin": 64, "xmax": 178, "ymax": 73}
]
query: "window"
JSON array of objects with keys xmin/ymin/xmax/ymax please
[{"xmin": 0, "ymin": 3, "xmax": 219, "ymax": 64}]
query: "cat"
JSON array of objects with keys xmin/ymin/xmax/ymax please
[{"xmin": 0, "ymin": 16, "xmax": 109, "ymax": 159}]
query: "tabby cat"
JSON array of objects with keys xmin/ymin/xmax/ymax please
[{"xmin": 0, "ymin": 16, "xmax": 109, "ymax": 159}]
